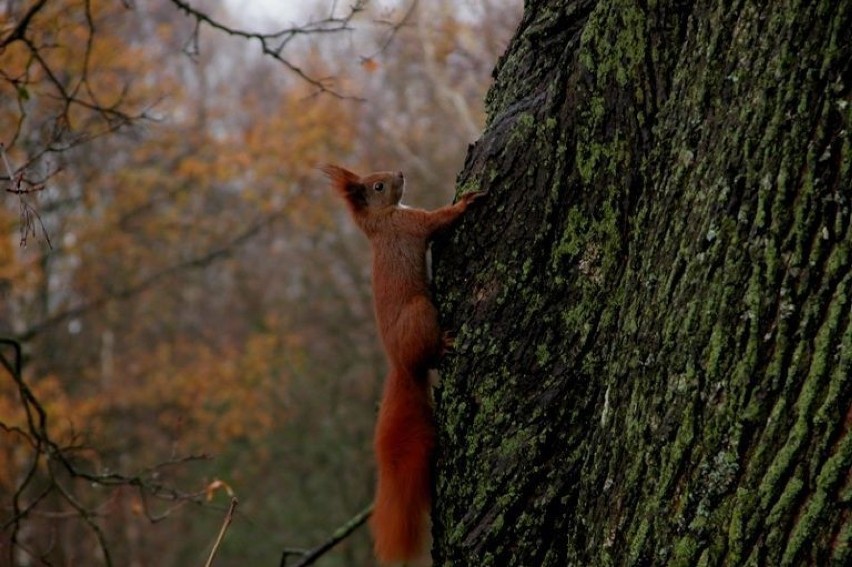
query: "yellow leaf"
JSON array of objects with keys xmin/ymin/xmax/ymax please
[{"xmin": 205, "ymin": 478, "xmax": 235, "ymax": 501}]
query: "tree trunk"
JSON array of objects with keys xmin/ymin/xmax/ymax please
[{"xmin": 432, "ymin": 1, "xmax": 850, "ymax": 565}]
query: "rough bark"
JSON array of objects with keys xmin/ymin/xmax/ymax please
[{"xmin": 432, "ymin": 1, "xmax": 851, "ymax": 565}]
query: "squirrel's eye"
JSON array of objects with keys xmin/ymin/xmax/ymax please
[{"xmin": 373, "ymin": 182, "xmax": 384, "ymax": 192}]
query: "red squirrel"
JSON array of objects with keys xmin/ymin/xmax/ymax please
[{"xmin": 321, "ymin": 164, "xmax": 483, "ymax": 563}]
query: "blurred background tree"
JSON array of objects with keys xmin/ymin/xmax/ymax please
[{"xmin": 0, "ymin": 0, "xmax": 522, "ymax": 565}]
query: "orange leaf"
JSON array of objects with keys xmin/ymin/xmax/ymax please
[{"xmin": 360, "ymin": 57, "xmax": 379, "ymax": 73}]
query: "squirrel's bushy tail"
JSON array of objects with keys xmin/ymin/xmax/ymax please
[{"xmin": 371, "ymin": 368, "xmax": 434, "ymax": 564}]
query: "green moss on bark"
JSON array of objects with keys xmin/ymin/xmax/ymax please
[{"xmin": 432, "ymin": 0, "xmax": 852, "ymax": 565}]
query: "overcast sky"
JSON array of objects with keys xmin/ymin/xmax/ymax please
[
  {"xmin": 222, "ymin": 0, "xmax": 310, "ymax": 28},
  {"xmin": 222, "ymin": 0, "xmax": 413, "ymax": 29}
]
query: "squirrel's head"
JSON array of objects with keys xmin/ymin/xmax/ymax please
[{"xmin": 321, "ymin": 164, "xmax": 405, "ymax": 217}]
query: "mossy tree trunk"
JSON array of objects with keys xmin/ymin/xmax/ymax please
[{"xmin": 432, "ymin": 1, "xmax": 850, "ymax": 565}]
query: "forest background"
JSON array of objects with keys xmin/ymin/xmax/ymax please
[{"xmin": 0, "ymin": 0, "xmax": 521, "ymax": 565}]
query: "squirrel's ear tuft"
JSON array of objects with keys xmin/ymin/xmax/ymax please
[{"xmin": 320, "ymin": 164, "xmax": 368, "ymax": 213}]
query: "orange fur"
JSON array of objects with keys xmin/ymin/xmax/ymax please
[
  {"xmin": 372, "ymin": 369, "xmax": 434, "ymax": 561},
  {"xmin": 321, "ymin": 164, "xmax": 483, "ymax": 563}
]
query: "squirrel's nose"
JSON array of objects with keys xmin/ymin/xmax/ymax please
[{"xmin": 397, "ymin": 171, "xmax": 404, "ymax": 181}]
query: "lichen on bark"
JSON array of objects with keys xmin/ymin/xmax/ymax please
[{"xmin": 432, "ymin": 1, "xmax": 851, "ymax": 565}]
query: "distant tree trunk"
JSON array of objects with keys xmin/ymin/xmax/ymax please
[{"xmin": 432, "ymin": 1, "xmax": 850, "ymax": 565}]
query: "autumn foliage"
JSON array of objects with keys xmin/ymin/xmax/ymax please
[{"xmin": 0, "ymin": 0, "xmax": 519, "ymax": 565}]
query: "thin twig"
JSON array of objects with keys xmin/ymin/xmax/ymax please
[
  {"xmin": 0, "ymin": 0, "xmax": 49, "ymax": 49},
  {"xmin": 0, "ymin": 336, "xmax": 215, "ymax": 563},
  {"xmin": 0, "ymin": 142, "xmax": 16, "ymax": 180},
  {"xmin": 1, "ymin": 143, "xmax": 53, "ymax": 248},
  {"xmin": 361, "ymin": 0, "xmax": 418, "ymax": 62},
  {"xmin": 281, "ymin": 504, "xmax": 373, "ymax": 567},
  {"xmin": 49, "ymin": 464, "xmax": 115, "ymax": 567},
  {"xmin": 168, "ymin": 0, "xmax": 366, "ymax": 100},
  {"xmin": 204, "ymin": 497, "xmax": 239, "ymax": 567}
]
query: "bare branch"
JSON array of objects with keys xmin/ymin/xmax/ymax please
[
  {"xmin": 0, "ymin": 337, "xmax": 215, "ymax": 564},
  {"xmin": 168, "ymin": 0, "xmax": 367, "ymax": 99},
  {"xmin": 204, "ymin": 497, "xmax": 239, "ymax": 567},
  {"xmin": 360, "ymin": 0, "xmax": 418, "ymax": 63},
  {"xmin": 22, "ymin": 35, "xmax": 136, "ymax": 129},
  {"xmin": 0, "ymin": 0, "xmax": 49, "ymax": 49},
  {"xmin": 1, "ymin": 142, "xmax": 52, "ymax": 248},
  {"xmin": 280, "ymin": 504, "xmax": 373, "ymax": 567},
  {"xmin": 49, "ymin": 467, "xmax": 115, "ymax": 567}
]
